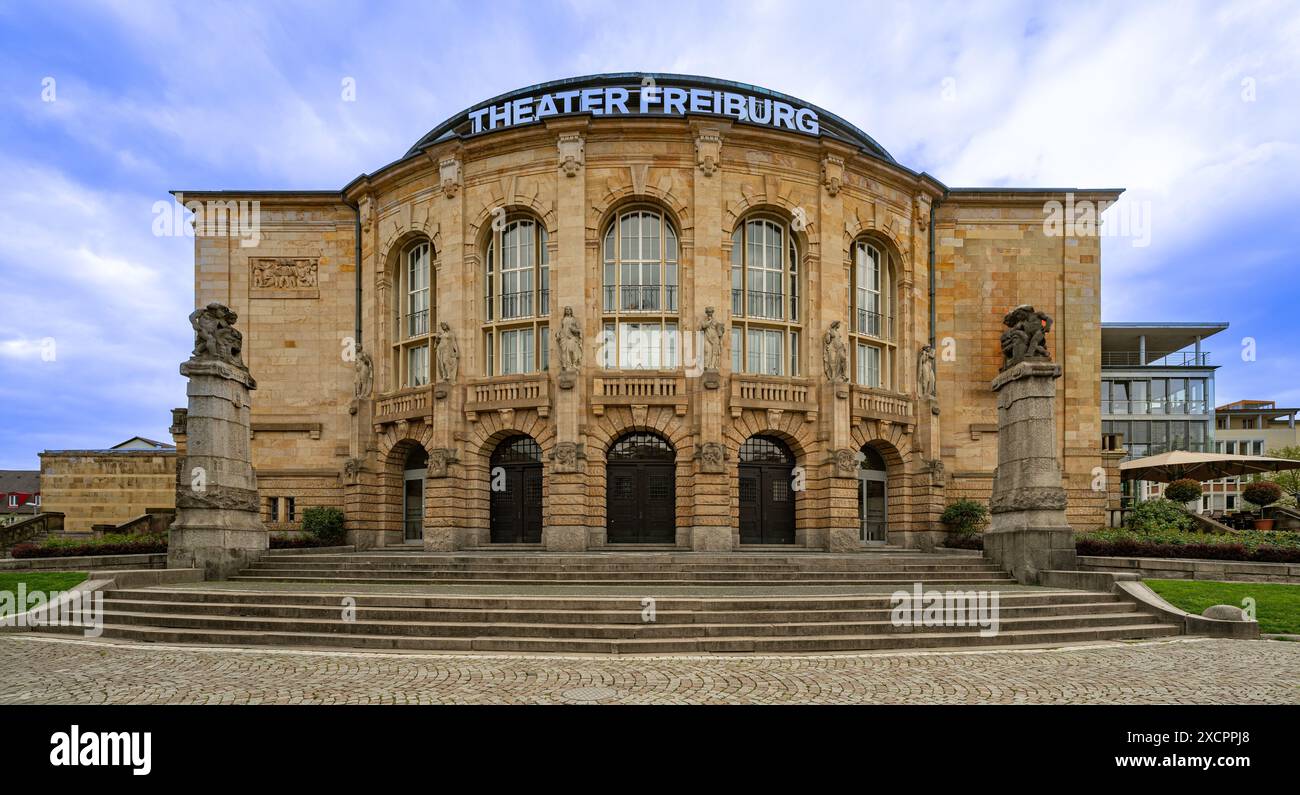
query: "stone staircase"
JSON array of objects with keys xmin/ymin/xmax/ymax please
[{"xmin": 41, "ymin": 551, "xmax": 1183, "ymax": 653}]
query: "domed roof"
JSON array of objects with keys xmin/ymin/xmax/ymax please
[{"xmin": 405, "ymin": 72, "xmax": 896, "ymax": 164}]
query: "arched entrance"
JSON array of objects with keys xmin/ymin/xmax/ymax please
[
  {"xmin": 858, "ymin": 446, "xmax": 888, "ymax": 544},
  {"xmin": 738, "ymin": 435, "xmax": 796, "ymax": 544},
  {"xmin": 402, "ymin": 446, "xmax": 428, "ymax": 543},
  {"xmin": 606, "ymin": 432, "xmax": 676, "ymax": 543},
  {"xmin": 489, "ymin": 435, "xmax": 543, "ymax": 543}
]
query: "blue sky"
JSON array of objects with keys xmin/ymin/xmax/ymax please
[{"xmin": 0, "ymin": 0, "xmax": 1297, "ymax": 469}]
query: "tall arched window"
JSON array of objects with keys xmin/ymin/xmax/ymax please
[
  {"xmin": 848, "ymin": 239, "xmax": 895, "ymax": 388},
  {"xmin": 483, "ymin": 216, "xmax": 549, "ymax": 376},
  {"xmin": 600, "ymin": 207, "xmax": 680, "ymax": 369},
  {"xmin": 394, "ymin": 240, "xmax": 433, "ymax": 388},
  {"xmin": 730, "ymin": 216, "xmax": 801, "ymax": 376}
]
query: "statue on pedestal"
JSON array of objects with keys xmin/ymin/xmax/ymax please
[
  {"xmin": 435, "ymin": 322, "xmax": 460, "ymax": 383},
  {"xmin": 822, "ymin": 320, "xmax": 848, "ymax": 384},
  {"xmin": 999, "ymin": 304, "xmax": 1053, "ymax": 370}
]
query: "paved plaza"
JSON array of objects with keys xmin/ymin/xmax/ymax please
[{"xmin": 1, "ymin": 635, "xmax": 1296, "ymax": 705}]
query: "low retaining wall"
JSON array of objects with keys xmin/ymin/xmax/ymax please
[
  {"xmin": 1080, "ymin": 555, "xmax": 1300, "ymax": 584},
  {"xmin": 0, "ymin": 553, "xmax": 167, "ymax": 572}
]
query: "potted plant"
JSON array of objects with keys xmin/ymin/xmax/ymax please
[{"xmin": 1241, "ymin": 481, "xmax": 1282, "ymax": 530}]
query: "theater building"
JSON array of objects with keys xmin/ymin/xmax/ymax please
[{"xmin": 179, "ymin": 73, "xmax": 1114, "ymax": 551}]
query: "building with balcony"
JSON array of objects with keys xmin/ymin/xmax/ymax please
[
  {"xmin": 1101, "ymin": 322, "xmax": 1227, "ymax": 505},
  {"xmin": 179, "ymin": 73, "xmax": 1115, "ymax": 551},
  {"xmin": 1203, "ymin": 399, "xmax": 1300, "ymax": 511}
]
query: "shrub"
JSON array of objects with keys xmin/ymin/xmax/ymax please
[
  {"xmin": 1163, "ymin": 479, "xmax": 1203, "ymax": 505},
  {"xmin": 1125, "ymin": 498, "xmax": 1195, "ymax": 534},
  {"xmin": 301, "ymin": 507, "xmax": 346, "ymax": 545},
  {"xmin": 940, "ymin": 499, "xmax": 989, "ymax": 536},
  {"xmin": 1242, "ymin": 480, "xmax": 1282, "ymax": 508}
]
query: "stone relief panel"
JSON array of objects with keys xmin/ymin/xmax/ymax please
[{"xmin": 250, "ymin": 257, "xmax": 320, "ymax": 298}]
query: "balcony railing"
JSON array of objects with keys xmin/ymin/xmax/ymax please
[
  {"xmin": 731, "ymin": 289, "xmax": 790, "ymax": 320},
  {"xmin": 850, "ymin": 386, "xmax": 914, "ymax": 426},
  {"xmin": 729, "ymin": 374, "xmax": 816, "ymax": 419},
  {"xmin": 406, "ymin": 309, "xmax": 429, "ymax": 338},
  {"xmin": 854, "ymin": 309, "xmax": 893, "ymax": 340},
  {"xmin": 591, "ymin": 372, "xmax": 687, "ymax": 416},
  {"xmin": 464, "ymin": 373, "xmax": 550, "ymax": 420},
  {"xmin": 1102, "ymin": 350, "xmax": 1211, "ymax": 367},
  {"xmin": 603, "ymin": 285, "xmax": 678, "ymax": 313},
  {"xmin": 375, "ymin": 386, "xmax": 430, "ymax": 423},
  {"xmin": 493, "ymin": 289, "xmax": 549, "ymax": 321},
  {"xmin": 1104, "ymin": 399, "xmax": 1209, "ymax": 415}
]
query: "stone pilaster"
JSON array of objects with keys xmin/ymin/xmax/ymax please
[
  {"xmin": 983, "ymin": 360, "xmax": 1077, "ymax": 583},
  {"xmin": 168, "ymin": 354, "xmax": 267, "ymax": 579}
]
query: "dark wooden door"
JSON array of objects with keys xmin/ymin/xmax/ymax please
[
  {"xmin": 490, "ymin": 436, "xmax": 543, "ymax": 543},
  {"xmin": 738, "ymin": 435, "xmax": 796, "ymax": 544},
  {"xmin": 606, "ymin": 462, "xmax": 676, "ymax": 543},
  {"xmin": 606, "ymin": 433, "xmax": 676, "ymax": 544}
]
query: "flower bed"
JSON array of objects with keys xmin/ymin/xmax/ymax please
[
  {"xmin": 942, "ymin": 527, "xmax": 1300, "ymax": 562},
  {"xmin": 269, "ymin": 534, "xmax": 336, "ymax": 549}
]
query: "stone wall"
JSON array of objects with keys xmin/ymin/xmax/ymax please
[{"xmin": 38, "ymin": 451, "xmax": 177, "ymax": 535}]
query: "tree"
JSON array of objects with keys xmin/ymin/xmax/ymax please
[
  {"xmin": 1262, "ymin": 445, "xmax": 1300, "ymax": 506},
  {"xmin": 1164, "ymin": 479, "xmax": 1203, "ymax": 505}
]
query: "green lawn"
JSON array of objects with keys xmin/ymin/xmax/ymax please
[
  {"xmin": 0, "ymin": 572, "xmax": 89, "ymax": 617},
  {"xmin": 1145, "ymin": 579, "xmax": 1300, "ymax": 635}
]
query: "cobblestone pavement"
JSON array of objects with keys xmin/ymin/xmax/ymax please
[{"xmin": 1, "ymin": 635, "xmax": 1296, "ymax": 704}]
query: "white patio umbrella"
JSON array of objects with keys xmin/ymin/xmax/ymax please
[{"xmin": 1119, "ymin": 450, "xmax": 1300, "ymax": 483}]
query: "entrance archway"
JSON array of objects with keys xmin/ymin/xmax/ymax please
[
  {"xmin": 489, "ymin": 435, "xmax": 543, "ymax": 543},
  {"xmin": 402, "ymin": 446, "xmax": 428, "ymax": 543},
  {"xmin": 738, "ymin": 435, "xmax": 796, "ymax": 544},
  {"xmin": 858, "ymin": 446, "xmax": 888, "ymax": 543},
  {"xmin": 606, "ymin": 432, "xmax": 676, "ymax": 543}
]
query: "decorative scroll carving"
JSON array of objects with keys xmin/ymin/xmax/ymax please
[
  {"xmin": 557, "ymin": 133, "xmax": 585, "ymax": 177},
  {"xmin": 698, "ymin": 442, "xmax": 726, "ymax": 473},
  {"xmin": 999, "ymin": 305, "xmax": 1053, "ymax": 370},
  {"xmin": 251, "ymin": 257, "xmax": 318, "ymax": 290},
  {"xmin": 822, "ymin": 154, "xmax": 844, "ymax": 196},
  {"xmin": 833, "ymin": 448, "xmax": 858, "ymax": 478},
  {"xmin": 695, "ymin": 128, "xmax": 722, "ymax": 176},
  {"xmin": 440, "ymin": 157, "xmax": 462, "ymax": 198}
]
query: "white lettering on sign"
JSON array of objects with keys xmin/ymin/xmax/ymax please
[{"xmin": 468, "ymin": 85, "xmax": 820, "ymax": 137}]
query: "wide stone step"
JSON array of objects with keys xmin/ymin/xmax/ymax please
[
  {"xmin": 245, "ymin": 561, "xmax": 1004, "ymax": 574},
  {"xmin": 104, "ymin": 588, "xmax": 1114, "ymax": 611},
  {"xmin": 225, "ymin": 574, "xmax": 1018, "ymax": 587},
  {"xmin": 97, "ymin": 597, "xmax": 1139, "ymax": 624},
  {"xmin": 86, "ymin": 608, "xmax": 1157, "ymax": 639},
  {"xmin": 39, "ymin": 621, "xmax": 1181, "ymax": 654}
]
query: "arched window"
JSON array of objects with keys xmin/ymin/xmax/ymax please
[
  {"xmin": 848, "ymin": 239, "xmax": 895, "ymax": 388},
  {"xmin": 600, "ymin": 207, "xmax": 680, "ymax": 369},
  {"xmin": 483, "ymin": 216, "xmax": 549, "ymax": 376},
  {"xmin": 394, "ymin": 240, "xmax": 433, "ymax": 388},
  {"xmin": 730, "ymin": 216, "xmax": 801, "ymax": 376}
]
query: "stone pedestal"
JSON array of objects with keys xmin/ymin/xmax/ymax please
[
  {"xmin": 983, "ymin": 360, "xmax": 1077, "ymax": 583},
  {"xmin": 168, "ymin": 356, "xmax": 267, "ymax": 579}
]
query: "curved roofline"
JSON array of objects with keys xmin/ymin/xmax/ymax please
[{"xmin": 404, "ymin": 72, "xmax": 897, "ymax": 165}]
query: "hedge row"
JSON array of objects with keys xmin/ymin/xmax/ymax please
[
  {"xmin": 11, "ymin": 536, "xmax": 167, "ymax": 558},
  {"xmin": 943, "ymin": 535, "xmax": 1300, "ymax": 563}
]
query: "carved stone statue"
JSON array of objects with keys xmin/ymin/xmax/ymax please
[
  {"xmin": 557, "ymin": 306, "xmax": 583, "ymax": 371},
  {"xmin": 189, "ymin": 302, "xmax": 245, "ymax": 367},
  {"xmin": 999, "ymin": 304, "xmax": 1053, "ymax": 370},
  {"xmin": 822, "ymin": 320, "xmax": 848, "ymax": 384},
  {"xmin": 918, "ymin": 344, "xmax": 936, "ymax": 398},
  {"xmin": 353, "ymin": 346, "xmax": 373, "ymax": 399},
  {"xmin": 700, "ymin": 306, "xmax": 724, "ymax": 372},
  {"xmin": 435, "ymin": 322, "xmax": 460, "ymax": 383}
]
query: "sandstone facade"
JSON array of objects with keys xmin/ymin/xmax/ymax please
[{"xmin": 181, "ymin": 75, "xmax": 1114, "ymax": 550}]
